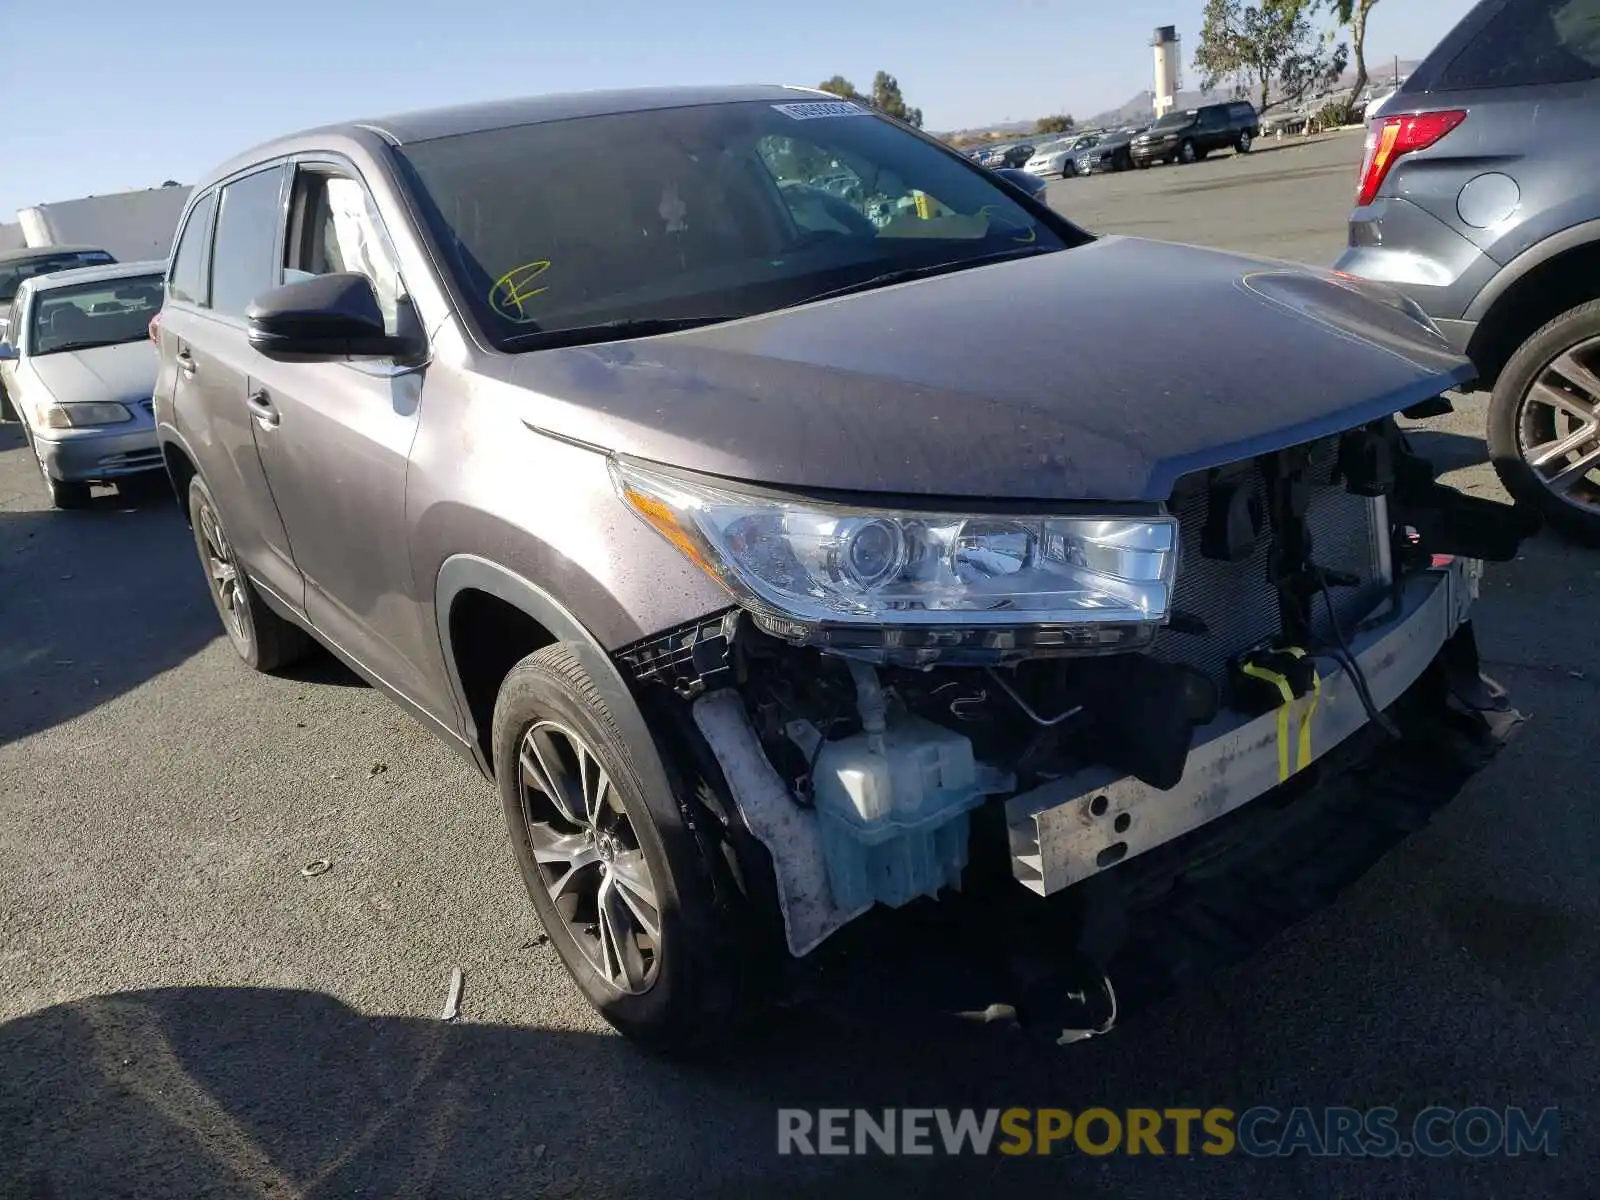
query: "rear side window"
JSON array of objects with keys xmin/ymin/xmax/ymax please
[
  {"xmin": 168, "ymin": 190, "xmax": 217, "ymax": 306},
  {"xmin": 210, "ymin": 166, "xmax": 285, "ymax": 319},
  {"xmin": 1435, "ymin": 0, "xmax": 1600, "ymax": 89}
]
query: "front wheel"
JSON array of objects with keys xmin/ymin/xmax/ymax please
[
  {"xmin": 43, "ymin": 472, "xmax": 90, "ymax": 510},
  {"xmin": 493, "ymin": 643, "xmax": 744, "ymax": 1048},
  {"xmin": 1178, "ymin": 139, "xmax": 1198, "ymax": 165},
  {"xmin": 1486, "ymin": 299, "xmax": 1600, "ymax": 544},
  {"xmin": 1236, "ymin": 130, "xmax": 1254, "ymax": 153}
]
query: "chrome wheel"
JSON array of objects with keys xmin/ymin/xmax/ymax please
[
  {"xmin": 196, "ymin": 499, "xmax": 249, "ymax": 644},
  {"xmin": 518, "ymin": 720, "xmax": 661, "ymax": 995},
  {"xmin": 1516, "ymin": 337, "xmax": 1600, "ymax": 517}
]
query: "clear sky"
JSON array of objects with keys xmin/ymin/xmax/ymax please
[{"xmin": 0, "ymin": 0, "xmax": 1477, "ymax": 215}]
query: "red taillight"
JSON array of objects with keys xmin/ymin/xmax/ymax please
[
  {"xmin": 1356, "ymin": 110, "xmax": 1467, "ymax": 207},
  {"xmin": 148, "ymin": 310, "xmax": 162, "ymax": 344}
]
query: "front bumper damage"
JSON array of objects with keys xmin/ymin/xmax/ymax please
[
  {"xmin": 685, "ymin": 556, "xmax": 1510, "ymax": 963},
  {"xmin": 1008, "ymin": 557, "xmax": 1481, "ymax": 897},
  {"xmin": 618, "ymin": 414, "xmax": 1532, "ymax": 1037}
]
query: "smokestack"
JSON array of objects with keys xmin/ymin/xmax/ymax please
[{"xmin": 1150, "ymin": 25, "xmax": 1182, "ymax": 118}]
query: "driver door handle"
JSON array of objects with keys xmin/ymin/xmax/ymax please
[
  {"xmin": 246, "ymin": 388, "xmax": 280, "ymax": 427},
  {"xmin": 176, "ymin": 349, "xmax": 197, "ymax": 378}
]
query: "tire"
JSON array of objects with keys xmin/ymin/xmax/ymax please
[
  {"xmin": 493, "ymin": 643, "xmax": 742, "ymax": 1048},
  {"xmin": 1061, "ymin": 162, "xmax": 1076, "ymax": 179},
  {"xmin": 0, "ymin": 380, "xmax": 16, "ymax": 423},
  {"xmin": 1178, "ymin": 139, "xmax": 1197, "ymax": 165},
  {"xmin": 1236, "ymin": 130, "xmax": 1254, "ymax": 154},
  {"xmin": 1485, "ymin": 299, "xmax": 1600, "ymax": 545},
  {"xmin": 186, "ymin": 474, "xmax": 312, "ymax": 670},
  {"xmin": 44, "ymin": 473, "xmax": 90, "ymax": 510}
]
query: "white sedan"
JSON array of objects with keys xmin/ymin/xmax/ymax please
[
  {"xmin": 0, "ymin": 260, "xmax": 166, "ymax": 509},
  {"xmin": 1024, "ymin": 135, "xmax": 1100, "ymax": 179}
]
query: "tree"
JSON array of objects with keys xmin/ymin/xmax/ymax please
[
  {"xmin": 817, "ymin": 75, "xmax": 862, "ymax": 102},
  {"xmin": 1034, "ymin": 113, "xmax": 1076, "ymax": 134},
  {"xmin": 870, "ymin": 71, "xmax": 923, "ymax": 128},
  {"xmin": 1194, "ymin": 0, "xmax": 1346, "ymax": 114},
  {"xmin": 1315, "ymin": 0, "xmax": 1380, "ymax": 102}
]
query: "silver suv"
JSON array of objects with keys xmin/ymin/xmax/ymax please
[
  {"xmin": 1337, "ymin": 0, "xmax": 1600, "ymax": 541},
  {"xmin": 156, "ymin": 86, "xmax": 1526, "ymax": 1048}
]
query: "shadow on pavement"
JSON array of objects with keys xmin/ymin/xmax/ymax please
[
  {"xmin": 0, "ymin": 484, "xmax": 217, "ymax": 747},
  {"xmin": 1405, "ymin": 428, "xmax": 1488, "ymax": 474},
  {"xmin": 0, "ymin": 986, "xmax": 1125, "ymax": 1199}
]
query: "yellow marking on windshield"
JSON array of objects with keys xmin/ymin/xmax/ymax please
[{"xmin": 490, "ymin": 260, "xmax": 552, "ymax": 323}]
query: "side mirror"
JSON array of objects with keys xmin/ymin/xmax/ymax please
[
  {"xmin": 246, "ymin": 272, "xmax": 419, "ymax": 361},
  {"xmin": 0, "ymin": 343, "xmax": 17, "ymax": 362}
]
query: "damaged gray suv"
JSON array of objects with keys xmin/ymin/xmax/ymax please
[{"xmin": 156, "ymin": 86, "xmax": 1531, "ymax": 1047}]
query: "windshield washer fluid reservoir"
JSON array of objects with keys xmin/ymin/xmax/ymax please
[{"xmin": 809, "ymin": 713, "xmax": 1013, "ymax": 910}]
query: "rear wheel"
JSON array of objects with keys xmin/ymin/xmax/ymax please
[
  {"xmin": 1236, "ymin": 130, "xmax": 1254, "ymax": 153},
  {"xmin": 187, "ymin": 475, "xmax": 312, "ymax": 669},
  {"xmin": 493, "ymin": 643, "xmax": 743, "ymax": 1048},
  {"xmin": 1486, "ymin": 300, "xmax": 1600, "ymax": 544}
]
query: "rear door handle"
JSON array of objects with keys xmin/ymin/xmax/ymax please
[
  {"xmin": 246, "ymin": 388, "xmax": 279, "ymax": 427},
  {"xmin": 176, "ymin": 349, "xmax": 197, "ymax": 378}
]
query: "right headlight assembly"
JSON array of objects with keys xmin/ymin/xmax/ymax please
[{"xmin": 611, "ymin": 458, "xmax": 1179, "ymax": 663}]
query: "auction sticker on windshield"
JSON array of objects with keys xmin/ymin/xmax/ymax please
[{"xmin": 772, "ymin": 101, "xmax": 871, "ymax": 120}]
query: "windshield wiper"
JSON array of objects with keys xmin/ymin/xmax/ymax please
[
  {"xmin": 498, "ymin": 315, "xmax": 735, "ymax": 352},
  {"xmin": 790, "ymin": 245, "xmax": 1056, "ymax": 308},
  {"xmin": 39, "ymin": 339, "xmax": 137, "ymax": 355}
]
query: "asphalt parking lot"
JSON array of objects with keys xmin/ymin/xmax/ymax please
[{"xmin": 2, "ymin": 129, "xmax": 1595, "ymax": 1198}]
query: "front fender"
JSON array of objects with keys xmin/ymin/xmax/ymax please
[{"xmin": 434, "ymin": 554, "xmax": 678, "ymax": 803}]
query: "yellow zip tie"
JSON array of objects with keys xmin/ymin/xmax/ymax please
[
  {"xmin": 1241, "ymin": 661, "xmax": 1295, "ymax": 782},
  {"xmin": 1297, "ymin": 668, "xmax": 1321, "ymax": 772}
]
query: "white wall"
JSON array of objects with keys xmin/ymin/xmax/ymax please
[{"xmin": 17, "ymin": 185, "xmax": 191, "ymax": 261}]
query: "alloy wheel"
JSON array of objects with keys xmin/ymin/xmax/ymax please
[
  {"xmin": 1516, "ymin": 337, "xmax": 1600, "ymax": 517},
  {"xmin": 197, "ymin": 499, "xmax": 250, "ymax": 645},
  {"xmin": 517, "ymin": 720, "xmax": 662, "ymax": 995}
]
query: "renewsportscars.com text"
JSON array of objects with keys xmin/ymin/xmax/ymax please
[{"xmin": 777, "ymin": 1106, "xmax": 1560, "ymax": 1158}]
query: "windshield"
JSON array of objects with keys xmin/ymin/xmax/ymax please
[
  {"xmin": 1152, "ymin": 112, "xmax": 1195, "ymax": 130},
  {"xmin": 0, "ymin": 250, "xmax": 116, "ymax": 303},
  {"xmin": 29, "ymin": 274, "xmax": 163, "ymax": 355},
  {"xmin": 397, "ymin": 100, "xmax": 1076, "ymax": 350}
]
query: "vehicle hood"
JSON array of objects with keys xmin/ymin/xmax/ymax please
[
  {"xmin": 28, "ymin": 340, "xmax": 156, "ymax": 405},
  {"xmin": 499, "ymin": 236, "xmax": 1474, "ymax": 503}
]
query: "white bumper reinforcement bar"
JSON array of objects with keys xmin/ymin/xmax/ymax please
[{"xmin": 1006, "ymin": 559, "xmax": 1482, "ymax": 897}]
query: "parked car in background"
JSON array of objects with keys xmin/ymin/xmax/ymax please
[
  {"xmin": 0, "ymin": 245, "xmax": 117, "ymax": 420},
  {"xmin": 1337, "ymin": 0, "xmax": 1600, "ymax": 541},
  {"xmin": 1073, "ymin": 127, "xmax": 1143, "ymax": 174},
  {"xmin": 979, "ymin": 141, "xmax": 1035, "ymax": 169},
  {"xmin": 1131, "ymin": 102, "xmax": 1259, "ymax": 166},
  {"xmin": 0, "ymin": 260, "xmax": 165, "ymax": 507},
  {"xmin": 155, "ymin": 85, "xmax": 1526, "ymax": 1050},
  {"xmin": 1025, "ymin": 134, "xmax": 1102, "ymax": 178},
  {"xmin": 1362, "ymin": 84, "xmax": 1401, "ymax": 122}
]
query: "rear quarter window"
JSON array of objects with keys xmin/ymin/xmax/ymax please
[{"xmin": 1435, "ymin": 0, "xmax": 1600, "ymax": 89}]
